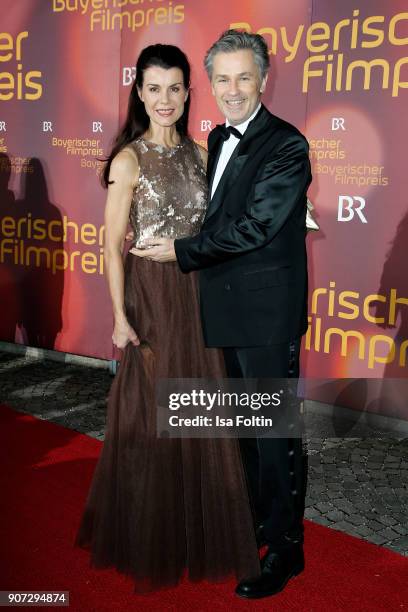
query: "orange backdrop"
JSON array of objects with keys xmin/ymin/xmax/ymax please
[{"xmin": 1, "ymin": 1, "xmax": 407, "ymax": 413}]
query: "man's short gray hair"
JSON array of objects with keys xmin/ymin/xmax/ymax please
[{"xmin": 204, "ymin": 29, "xmax": 270, "ymax": 81}]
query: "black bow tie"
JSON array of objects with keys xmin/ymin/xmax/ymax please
[{"xmin": 216, "ymin": 124, "xmax": 243, "ymax": 141}]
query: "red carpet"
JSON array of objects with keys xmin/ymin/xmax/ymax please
[{"xmin": 0, "ymin": 403, "xmax": 407, "ymax": 611}]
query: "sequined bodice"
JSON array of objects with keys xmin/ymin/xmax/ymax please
[{"xmin": 129, "ymin": 137, "xmax": 208, "ymax": 248}]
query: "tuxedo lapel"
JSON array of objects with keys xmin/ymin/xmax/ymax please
[
  {"xmin": 204, "ymin": 148, "xmax": 247, "ymax": 222},
  {"xmin": 204, "ymin": 146, "xmax": 238, "ymax": 222},
  {"xmin": 204, "ymin": 105, "xmax": 274, "ymax": 223},
  {"xmin": 207, "ymin": 136, "xmax": 223, "ymax": 198}
]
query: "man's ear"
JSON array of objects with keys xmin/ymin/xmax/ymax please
[{"xmin": 260, "ymin": 74, "xmax": 268, "ymax": 94}]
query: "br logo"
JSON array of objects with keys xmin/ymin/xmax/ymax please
[
  {"xmin": 331, "ymin": 118, "xmax": 345, "ymax": 130},
  {"xmin": 122, "ymin": 67, "xmax": 136, "ymax": 86},
  {"xmin": 337, "ymin": 195, "xmax": 367, "ymax": 223},
  {"xmin": 200, "ymin": 120, "xmax": 212, "ymax": 132}
]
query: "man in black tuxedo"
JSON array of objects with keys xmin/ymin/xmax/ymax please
[{"xmin": 133, "ymin": 30, "xmax": 312, "ymax": 598}]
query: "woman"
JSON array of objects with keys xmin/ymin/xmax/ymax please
[{"xmin": 74, "ymin": 44, "xmax": 260, "ymax": 593}]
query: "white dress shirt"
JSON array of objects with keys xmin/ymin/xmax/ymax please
[{"xmin": 210, "ymin": 103, "xmax": 261, "ymax": 199}]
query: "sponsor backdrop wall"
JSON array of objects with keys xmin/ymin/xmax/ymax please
[{"xmin": 1, "ymin": 1, "xmax": 407, "ymax": 414}]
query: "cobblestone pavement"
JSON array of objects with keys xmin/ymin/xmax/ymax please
[{"xmin": 1, "ymin": 350, "xmax": 407, "ymax": 557}]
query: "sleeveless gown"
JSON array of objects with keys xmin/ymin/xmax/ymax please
[{"xmin": 75, "ymin": 136, "xmax": 260, "ymax": 593}]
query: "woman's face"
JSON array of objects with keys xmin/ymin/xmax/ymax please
[{"xmin": 138, "ymin": 66, "xmax": 188, "ymax": 129}]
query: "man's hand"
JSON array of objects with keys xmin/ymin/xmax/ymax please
[{"xmin": 130, "ymin": 237, "xmax": 176, "ymax": 262}]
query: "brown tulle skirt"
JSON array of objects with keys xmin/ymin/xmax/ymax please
[{"xmin": 75, "ymin": 253, "xmax": 260, "ymax": 593}]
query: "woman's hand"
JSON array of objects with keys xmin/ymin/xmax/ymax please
[{"xmin": 112, "ymin": 319, "xmax": 140, "ymax": 349}]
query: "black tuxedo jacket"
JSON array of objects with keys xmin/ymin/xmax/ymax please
[{"xmin": 175, "ymin": 104, "xmax": 312, "ymax": 347}]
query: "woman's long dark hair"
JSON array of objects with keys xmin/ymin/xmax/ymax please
[{"xmin": 102, "ymin": 44, "xmax": 191, "ymax": 188}]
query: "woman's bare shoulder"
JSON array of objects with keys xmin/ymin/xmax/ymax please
[
  {"xmin": 194, "ymin": 142, "xmax": 208, "ymax": 167},
  {"xmin": 109, "ymin": 147, "xmax": 139, "ymax": 187}
]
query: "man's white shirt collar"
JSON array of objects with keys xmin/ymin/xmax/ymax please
[
  {"xmin": 225, "ymin": 103, "xmax": 262, "ymax": 135},
  {"xmin": 210, "ymin": 104, "xmax": 262, "ymax": 199}
]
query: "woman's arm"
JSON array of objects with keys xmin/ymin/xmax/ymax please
[
  {"xmin": 196, "ymin": 143, "xmax": 208, "ymax": 170},
  {"xmin": 104, "ymin": 148, "xmax": 140, "ymax": 349}
]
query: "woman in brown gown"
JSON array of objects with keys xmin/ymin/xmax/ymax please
[{"xmin": 75, "ymin": 43, "xmax": 260, "ymax": 593}]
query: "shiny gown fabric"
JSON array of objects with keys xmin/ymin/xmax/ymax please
[{"xmin": 75, "ymin": 137, "xmax": 260, "ymax": 592}]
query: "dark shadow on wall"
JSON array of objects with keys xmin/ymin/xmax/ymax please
[
  {"xmin": 305, "ymin": 212, "xmax": 408, "ymax": 429},
  {"xmin": 374, "ymin": 209, "xmax": 408, "ymax": 345},
  {"xmin": 15, "ymin": 158, "xmax": 64, "ymax": 349},
  {"xmin": 0, "ymin": 153, "xmax": 21, "ymax": 342},
  {"xmin": 367, "ymin": 208, "xmax": 408, "ymax": 420}
]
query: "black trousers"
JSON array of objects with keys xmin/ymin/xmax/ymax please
[{"xmin": 223, "ymin": 340, "xmax": 308, "ymax": 550}]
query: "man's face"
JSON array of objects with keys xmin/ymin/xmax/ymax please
[{"xmin": 211, "ymin": 49, "xmax": 267, "ymax": 126}]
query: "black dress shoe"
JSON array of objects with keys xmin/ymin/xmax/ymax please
[{"xmin": 235, "ymin": 542, "xmax": 304, "ymax": 599}]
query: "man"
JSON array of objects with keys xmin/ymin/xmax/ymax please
[{"xmin": 133, "ymin": 30, "xmax": 312, "ymax": 599}]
